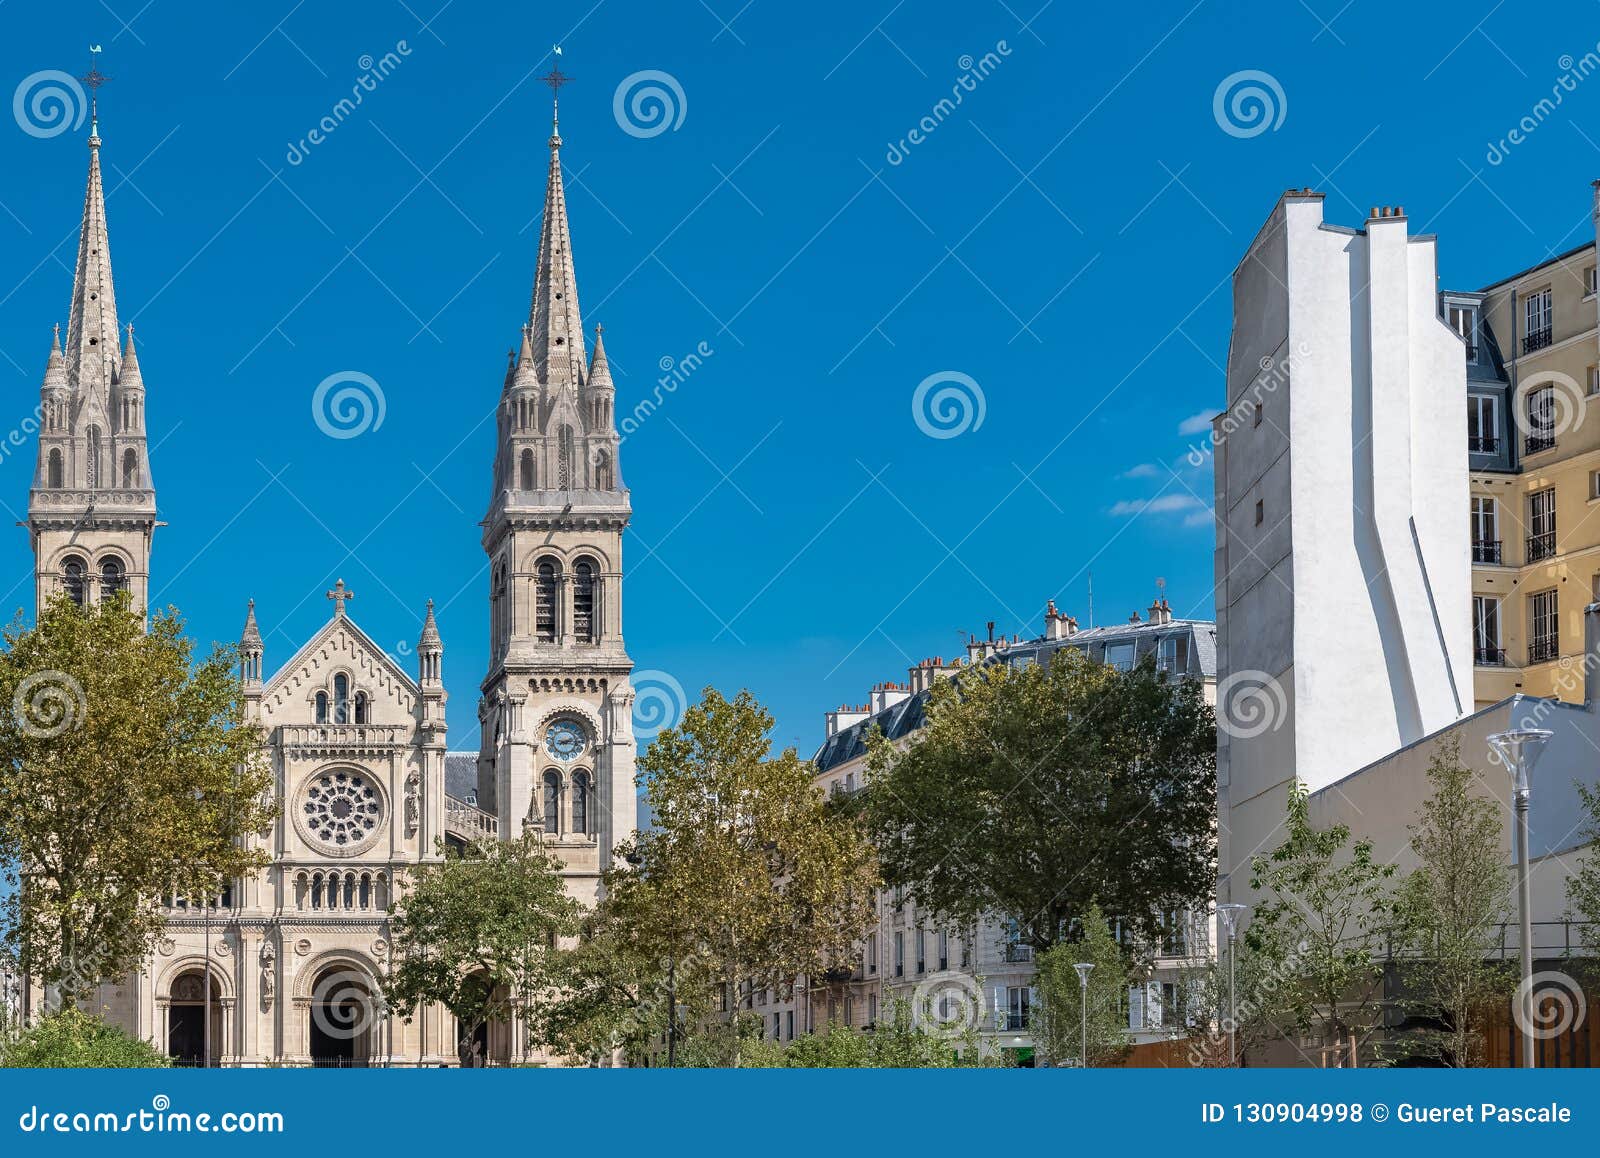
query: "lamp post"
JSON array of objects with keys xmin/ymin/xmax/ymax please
[
  {"xmin": 1217, "ymin": 902, "xmax": 1248, "ymax": 1067},
  {"xmin": 1487, "ymin": 726, "xmax": 1552, "ymax": 1069},
  {"xmin": 1072, "ymin": 963, "xmax": 1094, "ymax": 1067}
]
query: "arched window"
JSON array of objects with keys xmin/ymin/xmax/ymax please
[
  {"xmin": 573, "ymin": 558, "xmax": 596, "ymax": 643},
  {"xmin": 557, "ymin": 426, "xmax": 574, "ymax": 490},
  {"xmin": 99, "ymin": 558, "xmax": 125, "ymax": 601},
  {"xmin": 61, "ymin": 555, "xmax": 87, "ymax": 607},
  {"xmin": 333, "ymin": 674, "xmax": 349, "ymax": 724},
  {"xmin": 314, "ymin": 691, "xmax": 329, "ymax": 724},
  {"xmin": 593, "ymin": 448, "xmax": 613, "ymax": 490},
  {"xmin": 47, "ymin": 448, "xmax": 63, "ymax": 488},
  {"xmin": 535, "ymin": 560, "xmax": 557, "ymax": 642},
  {"xmin": 519, "ymin": 448, "xmax": 535, "ymax": 490},
  {"xmin": 85, "ymin": 425, "xmax": 102, "ymax": 489},
  {"xmin": 354, "ymin": 691, "xmax": 370, "ymax": 725},
  {"xmin": 543, "ymin": 771, "xmax": 561, "ymax": 835},
  {"xmin": 122, "ymin": 448, "xmax": 138, "ymax": 488},
  {"xmin": 571, "ymin": 770, "xmax": 590, "ymax": 835}
]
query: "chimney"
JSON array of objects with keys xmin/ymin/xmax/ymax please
[{"xmin": 1129, "ymin": 611, "xmax": 1142, "ymax": 624}]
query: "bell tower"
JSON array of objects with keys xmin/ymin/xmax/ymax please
[
  {"xmin": 478, "ymin": 75, "xmax": 634, "ymax": 904},
  {"xmin": 29, "ymin": 74, "xmax": 157, "ymax": 617}
]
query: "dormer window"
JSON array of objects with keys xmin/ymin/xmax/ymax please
[{"xmin": 1446, "ymin": 301, "xmax": 1479, "ymax": 362}]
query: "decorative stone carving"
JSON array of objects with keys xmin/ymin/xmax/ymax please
[
  {"xmin": 260, "ymin": 943, "xmax": 276, "ymax": 1010},
  {"xmin": 157, "ymin": 937, "xmax": 175, "ymax": 957},
  {"xmin": 404, "ymin": 770, "xmax": 420, "ymax": 836},
  {"xmin": 295, "ymin": 938, "xmax": 312, "ymax": 957}
]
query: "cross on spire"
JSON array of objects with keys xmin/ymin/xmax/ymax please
[
  {"xmin": 326, "ymin": 579, "xmax": 354, "ymax": 616},
  {"xmin": 539, "ymin": 52, "xmax": 572, "ymax": 141},
  {"xmin": 80, "ymin": 45, "xmax": 109, "ymax": 139}
]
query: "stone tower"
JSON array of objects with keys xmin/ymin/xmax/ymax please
[
  {"xmin": 478, "ymin": 95, "xmax": 634, "ymax": 905},
  {"xmin": 29, "ymin": 108, "xmax": 156, "ymax": 614}
]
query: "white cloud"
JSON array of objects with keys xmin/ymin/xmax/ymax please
[
  {"xmin": 1177, "ymin": 409, "xmax": 1218, "ymax": 436},
  {"xmin": 1183, "ymin": 508, "xmax": 1215, "ymax": 528},
  {"xmin": 1121, "ymin": 463, "xmax": 1161, "ymax": 479},
  {"xmin": 1109, "ymin": 494, "xmax": 1206, "ymax": 518}
]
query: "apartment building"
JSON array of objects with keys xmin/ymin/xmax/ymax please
[
  {"xmin": 754, "ymin": 600, "xmax": 1218, "ymax": 1063},
  {"xmin": 1459, "ymin": 183, "xmax": 1600, "ymax": 707}
]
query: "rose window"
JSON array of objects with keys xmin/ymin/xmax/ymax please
[{"xmin": 303, "ymin": 771, "xmax": 382, "ymax": 849}]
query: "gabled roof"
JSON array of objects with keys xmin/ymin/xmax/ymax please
[{"xmin": 260, "ymin": 609, "xmax": 420, "ymax": 713}]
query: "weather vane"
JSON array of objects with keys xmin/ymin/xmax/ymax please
[
  {"xmin": 540, "ymin": 45, "xmax": 573, "ymax": 94},
  {"xmin": 80, "ymin": 44, "xmax": 109, "ymax": 124}
]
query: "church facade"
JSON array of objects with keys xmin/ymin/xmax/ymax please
[{"xmin": 24, "ymin": 93, "xmax": 636, "ymax": 1065}]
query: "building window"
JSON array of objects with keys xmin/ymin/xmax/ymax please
[
  {"xmin": 1467, "ymin": 394, "xmax": 1499, "ymax": 453},
  {"xmin": 938, "ymin": 929, "xmax": 949, "ymax": 972},
  {"xmin": 573, "ymin": 558, "xmax": 596, "ymax": 643},
  {"xmin": 1590, "ymin": 366, "xmax": 1600, "ymax": 397},
  {"xmin": 543, "ymin": 771, "xmax": 561, "ymax": 835},
  {"xmin": 1473, "ymin": 596, "xmax": 1503, "ymax": 666},
  {"xmin": 1104, "ymin": 641, "xmax": 1135, "ymax": 672},
  {"xmin": 915, "ymin": 929, "xmax": 926, "ymax": 974},
  {"xmin": 571, "ymin": 770, "xmax": 590, "ymax": 835},
  {"xmin": 519, "ymin": 448, "xmax": 536, "ymax": 490},
  {"xmin": 1252, "ymin": 401, "xmax": 1263, "ymax": 427},
  {"xmin": 47, "ymin": 448, "xmax": 64, "ymax": 488},
  {"xmin": 1524, "ymin": 287, "xmax": 1553, "ymax": 352},
  {"xmin": 1587, "ymin": 265, "xmax": 1597, "ymax": 298},
  {"xmin": 1470, "ymin": 496, "xmax": 1501, "ymax": 564},
  {"xmin": 1254, "ymin": 499, "xmax": 1264, "ymax": 526},
  {"xmin": 893, "ymin": 931, "xmax": 904, "ymax": 978},
  {"xmin": 61, "ymin": 555, "xmax": 87, "ymax": 607},
  {"xmin": 868, "ymin": 994, "xmax": 878, "ymax": 1026},
  {"xmin": 785, "ymin": 1010, "xmax": 793, "ymax": 1041},
  {"xmin": 593, "ymin": 448, "xmax": 613, "ymax": 490},
  {"xmin": 1529, "ymin": 589, "xmax": 1559, "ymax": 665},
  {"xmin": 99, "ymin": 558, "xmax": 125, "ymax": 600},
  {"xmin": 122, "ymin": 448, "xmax": 138, "ymax": 488},
  {"xmin": 1527, "ymin": 488, "xmax": 1557, "ymax": 562},
  {"xmin": 1157, "ymin": 635, "xmax": 1187, "ymax": 673},
  {"xmin": 1525, "ymin": 384, "xmax": 1557, "ymax": 454},
  {"xmin": 1447, "ymin": 301, "xmax": 1479, "ymax": 360},
  {"xmin": 333, "ymin": 674, "xmax": 350, "ymax": 724},
  {"xmin": 535, "ymin": 560, "xmax": 557, "ymax": 642},
  {"xmin": 866, "ymin": 933, "xmax": 877, "ymax": 975},
  {"xmin": 1006, "ymin": 986, "xmax": 1031, "ymax": 1031},
  {"xmin": 354, "ymin": 691, "xmax": 370, "ymax": 725},
  {"xmin": 314, "ymin": 691, "xmax": 328, "ymax": 724}
]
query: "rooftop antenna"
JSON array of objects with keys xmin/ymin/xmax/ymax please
[{"xmin": 1156, "ymin": 576, "xmax": 1166, "ymax": 602}]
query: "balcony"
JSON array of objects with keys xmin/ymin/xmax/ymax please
[
  {"xmin": 1528, "ymin": 636, "xmax": 1560, "ymax": 665},
  {"xmin": 1468, "ymin": 435, "xmax": 1499, "ymax": 454},
  {"xmin": 1524, "ymin": 328, "xmax": 1554, "ymax": 354},
  {"xmin": 1525, "ymin": 432, "xmax": 1556, "ymax": 455},
  {"xmin": 1527, "ymin": 531, "xmax": 1556, "ymax": 562},
  {"xmin": 1474, "ymin": 647, "xmax": 1507, "ymax": 666},
  {"xmin": 1471, "ymin": 540, "xmax": 1502, "ymax": 564},
  {"xmin": 1005, "ymin": 944, "xmax": 1034, "ymax": 964}
]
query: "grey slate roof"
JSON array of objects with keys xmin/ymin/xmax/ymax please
[{"xmin": 444, "ymin": 752, "xmax": 487, "ymax": 808}]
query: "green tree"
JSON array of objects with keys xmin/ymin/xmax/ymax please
[
  {"xmin": 384, "ymin": 835, "xmax": 581, "ymax": 1067},
  {"xmin": 0, "ymin": 1008, "xmax": 170, "ymax": 1068},
  {"xmin": 1565, "ymin": 781, "xmax": 1600, "ymax": 961},
  {"xmin": 1034, "ymin": 901, "xmax": 1130, "ymax": 1066},
  {"xmin": 1249, "ymin": 781, "xmax": 1396, "ymax": 1056},
  {"xmin": 1392, "ymin": 737, "xmax": 1513, "ymax": 1066},
  {"xmin": 862, "ymin": 653, "xmax": 1214, "ymax": 953},
  {"xmin": 611, "ymin": 687, "xmax": 880, "ymax": 1066},
  {"xmin": 534, "ymin": 901, "xmax": 677, "ymax": 1065},
  {"xmin": 0, "ymin": 594, "xmax": 274, "ymax": 1008},
  {"xmin": 738, "ymin": 999, "xmax": 995, "ymax": 1068}
]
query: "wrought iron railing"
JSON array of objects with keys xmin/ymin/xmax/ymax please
[
  {"xmin": 1524, "ymin": 328, "xmax": 1553, "ymax": 354},
  {"xmin": 1474, "ymin": 647, "xmax": 1506, "ymax": 666},
  {"xmin": 1527, "ymin": 530, "xmax": 1556, "ymax": 562},
  {"xmin": 1525, "ymin": 432, "xmax": 1557, "ymax": 455},
  {"xmin": 1471, "ymin": 539, "xmax": 1502, "ymax": 564},
  {"xmin": 1468, "ymin": 435, "xmax": 1499, "ymax": 454},
  {"xmin": 1528, "ymin": 636, "xmax": 1560, "ymax": 665}
]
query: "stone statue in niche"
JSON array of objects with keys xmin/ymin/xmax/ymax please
[
  {"xmin": 259, "ymin": 942, "xmax": 276, "ymax": 1010},
  {"xmin": 404, "ymin": 771, "xmax": 420, "ymax": 836}
]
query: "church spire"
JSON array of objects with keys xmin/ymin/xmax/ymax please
[
  {"xmin": 527, "ymin": 64, "xmax": 585, "ymax": 389},
  {"xmin": 64, "ymin": 87, "xmax": 119, "ymax": 399}
]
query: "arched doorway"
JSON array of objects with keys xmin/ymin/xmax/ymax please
[
  {"xmin": 167, "ymin": 970, "xmax": 223, "ymax": 1066},
  {"xmin": 308, "ymin": 965, "xmax": 380, "ymax": 1067}
]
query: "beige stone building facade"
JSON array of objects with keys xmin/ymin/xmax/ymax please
[{"xmin": 23, "ymin": 95, "xmax": 634, "ymax": 1065}]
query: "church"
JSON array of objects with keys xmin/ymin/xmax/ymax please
[{"xmin": 25, "ymin": 85, "xmax": 638, "ymax": 1065}]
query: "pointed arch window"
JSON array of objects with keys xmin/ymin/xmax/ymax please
[
  {"xmin": 354, "ymin": 691, "xmax": 370, "ymax": 725},
  {"xmin": 61, "ymin": 555, "xmax": 87, "ymax": 607},
  {"xmin": 593, "ymin": 448, "xmax": 613, "ymax": 491},
  {"xmin": 571, "ymin": 770, "xmax": 590, "ymax": 836},
  {"xmin": 122, "ymin": 448, "xmax": 138, "ymax": 488},
  {"xmin": 314, "ymin": 691, "xmax": 329, "ymax": 725},
  {"xmin": 573, "ymin": 558, "xmax": 596, "ymax": 643},
  {"xmin": 543, "ymin": 771, "xmax": 561, "ymax": 835},
  {"xmin": 535, "ymin": 560, "xmax": 557, "ymax": 642},
  {"xmin": 85, "ymin": 426, "xmax": 102, "ymax": 489},
  {"xmin": 47, "ymin": 448, "xmax": 63, "ymax": 488},
  {"xmin": 333, "ymin": 674, "xmax": 350, "ymax": 724},
  {"xmin": 99, "ymin": 558, "xmax": 125, "ymax": 601},
  {"xmin": 519, "ymin": 448, "xmax": 536, "ymax": 491},
  {"xmin": 557, "ymin": 426, "xmax": 574, "ymax": 490}
]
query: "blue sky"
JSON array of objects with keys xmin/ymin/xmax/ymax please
[{"xmin": 2, "ymin": 0, "xmax": 1600, "ymax": 753}]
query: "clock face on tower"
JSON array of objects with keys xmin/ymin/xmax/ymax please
[{"xmin": 544, "ymin": 719, "xmax": 587, "ymax": 762}]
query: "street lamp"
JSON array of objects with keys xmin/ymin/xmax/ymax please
[
  {"xmin": 1217, "ymin": 902, "xmax": 1249, "ymax": 1067},
  {"xmin": 1072, "ymin": 962, "xmax": 1094, "ymax": 1068},
  {"xmin": 1487, "ymin": 726, "xmax": 1552, "ymax": 1069}
]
